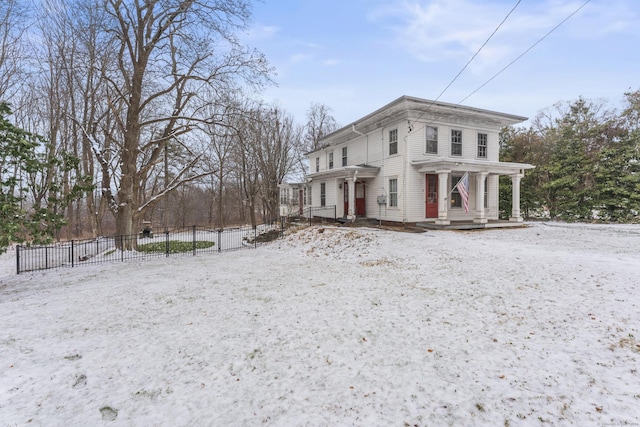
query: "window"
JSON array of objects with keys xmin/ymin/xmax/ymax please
[
  {"xmin": 315, "ymin": 157, "xmax": 319, "ymax": 172},
  {"xmin": 320, "ymin": 183, "xmax": 326, "ymax": 207},
  {"xmin": 292, "ymin": 189, "xmax": 299, "ymax": 205},
  {"xmin": 477, "ymin": 133, "xmax": 487, "ymax": 158},
  {"xmin": 451, "ymin": 129, "xmax": 462, "ymax": 156},
  {"xmin": 279, "ymin": 188, "xmax": 288, "ymax": 205},
  {"xmin": 426, "ymin": 126, "xmax": 438, "ymax": 154},
  {"xmin": 389, "ymin": 129, "xmax": 398, "ymax": 155},
  {"xmin": 342, "ymin": 147, "xmax": 348, "ymax": 166},
  {"xmin": 450, "ymin": 174, "xmax": 463, "ymax": 208},
  {"xmin": 329, "ymin": 152, "xmax": 334, "ymax": 169},
  {"xmin": 389, "ymin": 178, "xmax": 398, "ymax": 207}
]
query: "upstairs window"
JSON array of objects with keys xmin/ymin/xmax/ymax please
[
  {"xmin": 315, "ymin": 157, "xmax": 319, "ymax": 172},
  {"xmin": 329, "ymin": 152, "xmax": 334, "ymax": 169},
  {"xmin": 451, "ymin": 129, "xmax": 462, "ymax": 156},
  {"xmin": 426, "ymin": 126, "xmax": 438, "ymax": 154},
  {"xmin": 342, "ymin": 147, "xmax": 348, "ymax": 166},
  {"xmin": 477, "ymin": 133, "xmax": 487, "ymax": 158},
  {"xmin": 389, "ymin": 129, "xmax": 398, "ymax": 155}
]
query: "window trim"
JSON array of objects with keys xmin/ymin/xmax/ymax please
[
  {"xmin": 451, "ymin": 129, "xmax": 462, "ymax": 156},
  {"xmin": 477, "ymin": 132, "xmax": 487, "ymax": 159},
  {"xmin": 426, "ymin": 126, "xmax": 438, "ymax": 154},
  {"xmin": 450, "ymin": 174, "xmax": 463, "ymax": 208},
  {"xmin": 389, "ymin": 128, "xmax": 398, "ymax": 156},
  {"xmin": 388, "ymin": 177, "xmax": 398, "ymax": 208}
]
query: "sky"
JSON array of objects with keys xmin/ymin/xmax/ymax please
[
  {"xmin": 242, "ymin": 0, "xmax": 640, "ymax": 127},
  {"xmin": 2, "ymin": 222, "xmax": 639, "ymax": 424}
]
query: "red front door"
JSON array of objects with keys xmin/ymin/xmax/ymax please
[
  {"xmin": 355, "ymin": 182, "xmax": 366, "ymax": 216},
  {"xmin": 343, "ymin": 182, "xmax": 349, "ymax": 215},
  {"xmin": 426, "ymin": 174, "xmax": 438, "ymax": 218},
  {"xmin": 344, "ymin": 181, "xmax": 366, "ymax": 216}
]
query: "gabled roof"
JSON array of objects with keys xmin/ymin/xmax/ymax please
[{"xmin": 308, "ymin": 95, "xmax": 528, "ymax": 154}]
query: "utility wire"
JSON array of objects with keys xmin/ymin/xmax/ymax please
[
  {"xmin": 459, "ymin": 0, "xmax": 591, "ymax": 104},
  {"xmin": 408, "ymin": 0, "xmax": 591, "ymax": 139},
  {"xmin": 409, "ymin": 0, "xmax": 522, "ymax": 129}
]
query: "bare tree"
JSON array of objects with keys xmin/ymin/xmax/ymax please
[
  {"xmin": 97, "ymin": 0, "xmax": 272, "ymax": 248},
  {"xmin": 304, "ymin": 102, "xmax": 339, "ymax": 151},
  {"xmin": 0, "ymin": 0, "xmax": 26, "ymax": 101}
]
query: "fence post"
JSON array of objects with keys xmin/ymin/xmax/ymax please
[
  {"xmin": 192, "ymin": 225, "xmax": 196, "ymax": 256},
  {"xmin": 254, "ymin": 226, "xmax": 257, "ymax": 249},
  {"xmin": 45, "ymin": 246, "xmax": 49, "ymax": 270},
  {"xmin": 217, "ymin": 228, "xmax": 222, "ymax": 253},
  {"xmin": 165, "ymin": 231, "xmax": 170, "ymax": 257},
  {"xmin": 71, "ymin": 240, "xmax": 74, "ymax": 268},
  {"xmin": 16, "ymin": 245, "xmax": 20, "ymax": 275},
  {"xmin": 121, "ymin": 235, "xmax": 124, "ymax": 262}
]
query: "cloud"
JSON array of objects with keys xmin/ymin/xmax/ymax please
[
  {"xmin": 323, "ymin": 59, "xmax": 339, "ymax": 66},
  {"xmin": 245, "ymin": 23, "xmax": 280, "ymax": 40},
  {"xmin": 369, "ymin": 0, "xmax": 638, "ymax": 71}
]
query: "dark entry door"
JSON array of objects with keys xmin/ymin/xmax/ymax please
[
  {"xmin": 355, "ymin": 182, "xmax": 366, "ymax": 216},
  {"xmin": 426, "ymin": 174, "xmax": 438, "ymax": 218}
]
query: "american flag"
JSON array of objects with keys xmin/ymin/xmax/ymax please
[{"xmin": 456, "ymin": 172, "xmax": 470, "ymax": 213}]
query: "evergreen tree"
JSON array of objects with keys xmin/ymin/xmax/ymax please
[{"xmin": 0, "ymin": 103, "xmax": 66, "ymax": 253}]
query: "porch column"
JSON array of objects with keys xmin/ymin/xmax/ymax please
[
  {"xmin": 510, "ymin": 173, "xmax": 524, "ymax": 222},
  {"xmin": 436, "ymin": 170, "xmax": 450, "ymax": 225},
  {"xmin": 347, "ymin": 177, "xmax": 356, "ymax": 220},
  {"xmin": 474, "ymin": 172, "xmax": 488, "ymax": 224}
]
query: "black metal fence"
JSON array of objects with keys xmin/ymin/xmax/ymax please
[
  {"xmin": 15, "ymin": 224, "xmax": 282, "ymax": 274},
  {"xmin": 302, "ymin": 205, "xmax": 337, "ymax": 225}
]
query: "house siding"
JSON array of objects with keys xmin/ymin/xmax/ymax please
[{"xmin": 297, "ymin": 96, "xmax": 531, "ymax": 224}]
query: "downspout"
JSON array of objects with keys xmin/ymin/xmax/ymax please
[{"xmin": 403, "ymin": 133, "xmax": 408, "ymax": 223}]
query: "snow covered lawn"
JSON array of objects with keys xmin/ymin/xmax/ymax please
[{"xmin": 1, "ymin": 222, "xmax": 639, "ymax": 426}]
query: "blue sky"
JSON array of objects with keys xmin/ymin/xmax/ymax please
[{"xmin": 243, "ymin": 0, "xmax": 639, "ymax": 127}]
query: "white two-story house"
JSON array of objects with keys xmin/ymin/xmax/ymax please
[{"xmin": 288, "ymin": 95, "xmax": 534, "ymax": 227}]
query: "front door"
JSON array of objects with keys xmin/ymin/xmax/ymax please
[
  {"xmin": 343, "ymin": 181, "xmax": 349, "ymax": 216},
  {"xmin": 355, "ymin": 182, "xmax": 366, "ymax": 216},
  {"xmin": 426, "ymin": 174, "xmax": 438, "ymax": 218},
  {"xmin": 298, "ymin": 189, "xmax": 304, "ymax": 215}
]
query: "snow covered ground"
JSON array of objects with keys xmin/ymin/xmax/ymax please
[{"xmin": 0, "ymin": 222, "xmax": 639, "ymax": 426}]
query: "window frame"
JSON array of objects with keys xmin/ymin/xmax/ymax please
[
  {"xmin": 389, "ymin": 178, "xmax": 398, "ymax": 208},
  {"xmin": 451, "ymin": 129, "xmax": 462, "ymax": 156},
  {"xmin": 477, "ymin": 132, "xmax": 487, "ymax": 159},
  {"xmin": 342, "ymin": 146, "xmax": 348, "ymax": 166},
  {"xmin": 328, "ymin": 152, "xmax": 334, "ymax": 169},
  {"xmin": 389, "ymin": 128, "xmax": 398, "ymax": 155},
  {"xmin": 426, "ymin": 126, "xmax": 438, "ymax": 154},
  {"xmin": 315, "ymin": 157, "xmax": 320, "ymax": 172},
  {"xmin": 450, "ymin": 174, "xmax": 463, "ymax": 208}
]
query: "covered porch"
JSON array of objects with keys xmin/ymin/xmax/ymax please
[
  {"xmin": 412, "ymin": 157, "xmax": 535, "ymax": 225},
  {"xmin": 308, "ymin": 165, "xmax": 380, "ymax": 220}
]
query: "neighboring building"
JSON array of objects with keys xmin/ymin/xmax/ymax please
[
  {"xmin": 285, "ymin": 95, "xmax": 534, "ymax": 226},
  {"xmin": 278, "ymin": 182, "xmax": 306, "ymax": 218}
]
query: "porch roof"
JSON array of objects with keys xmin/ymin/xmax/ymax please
[
  {"xmin": 307, "ymin": 164, "xmax": 380, "ymax": 181},
  {"xmin": 411, "ymin": 157, "xmax": 534, "ymax": 175}
]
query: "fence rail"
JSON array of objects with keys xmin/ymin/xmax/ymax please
[
  {"xmin": 15, "ymin": 224, "xmax": 281, "ymax": 274},
  {"xmin": 302, "ymin": 205, "xmax": 337, "ymax": 224}
]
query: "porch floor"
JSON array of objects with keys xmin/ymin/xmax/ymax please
[{"xmin": 416, "ymin": 220, "xmax": 526, "ymax": 230}]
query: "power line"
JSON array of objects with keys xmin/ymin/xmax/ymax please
[
  {"xmin": 409, "ymin": 0, "xmax": 522, "ymax": 129},
  {"xmin": 459, "ymin": 0, "xmax": 591, "ymax": 104},
  {"xmin": 409, "ymin": 0, "xmax": 591, "ymax": 139}
]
